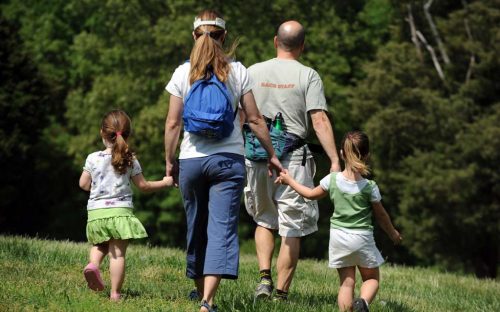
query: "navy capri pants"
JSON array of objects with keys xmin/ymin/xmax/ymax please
[{"xmin": 179, "ymin": 153, "xmax": 245, "ymax": 279}]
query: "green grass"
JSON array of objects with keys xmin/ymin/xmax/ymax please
[{"xmin": 0, "ymin": 236, "xmax": 498, "ymax": 311}]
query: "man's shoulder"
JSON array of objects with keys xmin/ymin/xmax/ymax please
[
  {"xmin": 249, "ymin": 58, "xmax": 318, "ymax": 75},
  {"xmin": 248, "ymin": 58, "xmax": 276, "ymax": 72},
  {"xmin": 294, "ymin": 61, "xmax": 320, "ymax": 76}
]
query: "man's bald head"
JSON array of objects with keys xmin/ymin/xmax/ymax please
[{"xmin": 276, "ymin": 21, "xmax": 305, "ymax": 52}]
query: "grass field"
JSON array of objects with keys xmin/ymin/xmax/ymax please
[{"xmin": 0, "ymin": 235, "xmax": 498, "ymax": 311}]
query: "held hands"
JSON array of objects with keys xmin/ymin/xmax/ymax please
[
  {"xmin": 165, "ymin": 160, "xmax": 179, "ymax": 187},
  {"xmin": 274, "ymin": 169, "xmax": 292, "ymax": 185},
  {"xmin": 330, "ymin": 160, "xmax": 341, "ymax": 173},
  {"xmin": 267, "ymin": 154, "xmax": 283, "ymax": 177},
  {"xmin": 162, "ymin": 176, "xmax": 174, "ymax": 187}
]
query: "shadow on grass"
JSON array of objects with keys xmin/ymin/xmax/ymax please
[
  {"xmin": 292, "ymin": 291, "xmax": 337, "ymax": 307},
  {"xmin": 121, "ymin": 289, "xmax": 142, "ymax": 298},
  {"xmin": 380, "ymin": 300, "xmax": 415, "ymax": 312},
  {"xmin": 292, "ymin": 293, "xmax": 416, "ymax": 312},
  {"xmin": 120, "ymin": 288, "xmax": 180, "ymax": 300}
]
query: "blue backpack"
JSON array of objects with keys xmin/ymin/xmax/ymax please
[{"xmin": 183, "ymin": 72, "xmax": 236, "ymax": 139}]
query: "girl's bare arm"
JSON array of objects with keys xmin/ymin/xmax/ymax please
[
  {"xmin": 79, "ymin": 171, "xmax": 91, "ymax": 191},
  {"xmin": 279, "ymin": 170, "xmax": 328, "ymax": 200},
  {"xmin": 132, "ymin": 174, "xmax": 173, "ymax": 193},
  {"xmin": 372, "ymin": 201, "xmax": 402, "ymax": 244}
]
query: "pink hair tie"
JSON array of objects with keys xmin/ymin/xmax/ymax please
[{"xmin": 116, "ymin": 131, "xmax": 122, "ymax": 137}]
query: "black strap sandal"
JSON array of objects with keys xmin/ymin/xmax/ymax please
[{"xmin": 200, "ymin": 300, "xmax": 218, "ymax": 312}]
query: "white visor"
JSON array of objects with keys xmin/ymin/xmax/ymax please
[{"xmin": 193, "ymin": 17, "xmax": 226, "ymax": 30}]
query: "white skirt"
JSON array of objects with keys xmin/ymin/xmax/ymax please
[{"xmin": 328, "ymin": 228, "xmax": 384, "ymax": 269}]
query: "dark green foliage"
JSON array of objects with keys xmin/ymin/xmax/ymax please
[
  {"xmin": 0, "ymin": 12, "xmax": 86, "ymax": 240},
  {"xmin": 349, "ymin": 0, "xmax": 499, "ymax": 277}
]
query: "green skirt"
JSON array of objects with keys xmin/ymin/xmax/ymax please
[{"xmin": 86, "ymin": 208, "xmax": 148, "ymax": 245}]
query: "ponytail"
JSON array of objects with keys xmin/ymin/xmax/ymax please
[
  {"xmin": 189, "ymin": 10, "xmax": 237, "ymax": 85},
  {"xmin": 101, "ymin": 110, "xmax": 134, "ymax": 175},
  {"xmin": 111, "ymin": 133, "xmax": 134, "ymax": 175},
  {"xmin": 341, "ymin": 131, "xmax": 370, "ymax": 176}
]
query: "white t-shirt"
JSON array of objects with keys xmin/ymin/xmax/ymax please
[
  {"xmin": 83, "ymin": 151, "xmax": 142, "ymax": 210},
  {"xmin": 319, "ymin": 172, "xmax": 382, "ymax": 202},
  {"xmin": 248, "ymin": 58, "xmax": 328, "ymax": 139},
  {"xmin": 165, "ymin": 61, "xmax": 252, "ymax": 159}
]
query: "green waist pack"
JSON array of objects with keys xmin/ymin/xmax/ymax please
[
  {"xmin": 243, "ymin": 117, "xmax": 306, "ymax": 161},
  {"xmin": 243, "ymin": 123, "xmax": 286, "ymax": 161}
]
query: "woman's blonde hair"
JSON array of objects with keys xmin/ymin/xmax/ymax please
[
  {"xmin": 341, "ymin": 131, "xmax": 370, "ymax": 176},
  {"xmin": 189, "ymin": 10, "xmax": 237, "ymax": 85},
  {"xmin": 101, "ymin": 110, "xmax": 134, "ymax": 175}
]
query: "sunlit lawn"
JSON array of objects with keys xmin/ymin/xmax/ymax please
[{"xmin": 0, "ymin": 236, "xmax": 498, "ymax": 311}]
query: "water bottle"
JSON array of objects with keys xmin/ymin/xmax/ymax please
[
  {"xmin": 273, "ymin": 112, "xmax": 283, "ymax": 131},
  {"xmin": 274, "ymin": 112, "xmax": 284, "ymax": 131}
]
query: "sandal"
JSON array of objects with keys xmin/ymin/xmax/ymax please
[
  {"xmin": 83, "ymin": 263, "xmax": 104, "ymax": 291},
  {"xmin": 200, "ymin": 300, "xmax": 218, "ymax": 312}
]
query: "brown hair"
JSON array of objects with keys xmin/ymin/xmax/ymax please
[
  {"xmin": 101, "ymin": 110, "xmax": 134, "ymax": 175},
  {"xmin": 341, "ymin": 131, "xmax": 370, "ymax": 176},
  {"xmin": 189, "ymin": 10, "xmax": 236, "ymax": 84}
]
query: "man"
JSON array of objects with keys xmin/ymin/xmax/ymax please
[{"xmin": 244, "ymin": 20, "xmax": 341, "ymax": 301}]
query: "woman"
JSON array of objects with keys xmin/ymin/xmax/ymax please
[{"xmin": 164, "ymin": 9, "xmax": 282, "ymax": 312}]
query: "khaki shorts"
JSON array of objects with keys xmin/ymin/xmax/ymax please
[{"xmin": 244, "ymin": 150, "xmax": 319, "ymax": 237}]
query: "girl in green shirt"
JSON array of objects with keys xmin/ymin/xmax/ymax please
[{"xmin": 278, "ymin": 130, "xmax": 402, "ymax": 312}]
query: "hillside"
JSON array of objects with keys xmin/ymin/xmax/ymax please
[{"xmin": 0, "ymin": 236, "xmax": 498, "ymax": 311}]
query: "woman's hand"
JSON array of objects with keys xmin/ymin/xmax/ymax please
[{"xmin": 165, "ymin": 160, "xmax": 179, "ymax": 187}]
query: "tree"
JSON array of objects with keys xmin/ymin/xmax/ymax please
[
  {"xmin": 349, "ymin": 0, "xmax": 499, "ymax": 277},
  {"xmin": 0, "ymin": 13, "xmax": 86, "ymax": 239}
]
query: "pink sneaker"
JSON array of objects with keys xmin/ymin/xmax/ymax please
[{"xmin": 83, "ymin": 263, "xmax": 104, "ymax": 291}]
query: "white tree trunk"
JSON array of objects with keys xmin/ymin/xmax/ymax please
[
  {"xmin": 416, "ymin": 30, "xmax": 445, "ymax": 81},
  {"xmin": 406, "ymin": 4, "xmax": 424, "ymax": 62},
  {"xmin": 462, "ymin": 0, "xmax": 476, "ymax": 84},
  {"xmin": 424, "ymin": 0, "xmax": 451, "ymax": 65}
]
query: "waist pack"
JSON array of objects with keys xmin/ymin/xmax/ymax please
[
  {"xmin": 243, "ymin": 117, "xmax": 305, "ymax": 161},
  {"xmin": 183, "ymin": 72, "xmax": 236, "ymax": 139}
]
